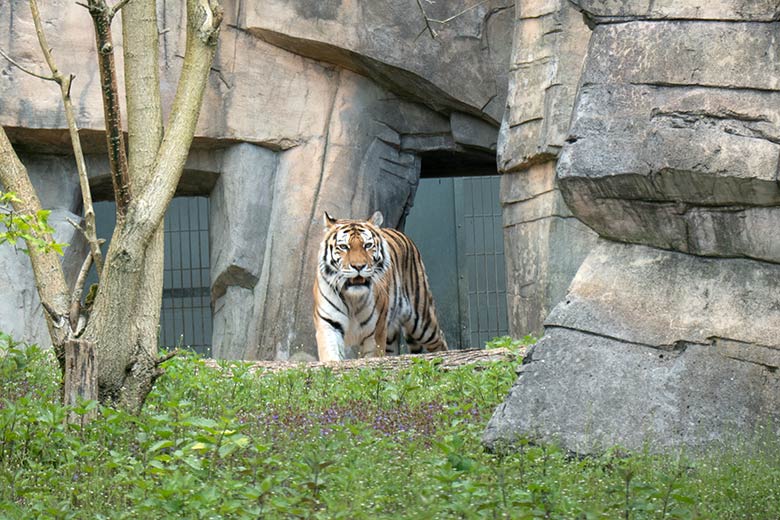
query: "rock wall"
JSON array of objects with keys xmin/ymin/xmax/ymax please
[
  {"xmin": 0, "ymin": 0, "xmax": 513, "ymax": 357},
  {"xmin": 497, "ymin": 0, "xmax": 598, "ymax": 337},
  {"xmin": 486, "ymin": 0, "xmax": 780, "ymax": 453}
]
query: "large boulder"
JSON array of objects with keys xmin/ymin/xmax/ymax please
[
  {"xmin": 486, "ymin": 1, "xmax": 780, "ymax": 452},
  {"xmin": 485, "ymin": 240, "xmax": 780, "ymax": 453},
  {"xmin": 558, "ymin": 21, "xmax": 780, "ymax": 261},
  {"xmin": 572, "ymin": 1, "xmax": 780, "ymax": 22}
]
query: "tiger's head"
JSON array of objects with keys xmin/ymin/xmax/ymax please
[{"xmin": 319, "ymin": 211, "xmax": 389, "ymax": 293}]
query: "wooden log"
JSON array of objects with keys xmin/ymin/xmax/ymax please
[
  {"xmin": 203, "ymin": 347, "xmax": 525, "ymax": 376},
  {"xmin": 64, "ymin": 339, "xmax": 98, "ymax": 425}
]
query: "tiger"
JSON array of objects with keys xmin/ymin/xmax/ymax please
[{"xmin": 313, "ymin": 211, "xmax": 448, "ymax": 361}]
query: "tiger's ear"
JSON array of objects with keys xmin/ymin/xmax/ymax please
[
  {"xmin": 323, "ymin": 212, "xmax": 337, "ymax": 230},
  {"xmin": 369, "ymin": 211, "xmax": 384, "ymax": 228}
]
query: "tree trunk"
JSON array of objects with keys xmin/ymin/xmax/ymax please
[
  {"xmin": 203, "ymin": 347, "xmax": 523, "ymax": 375},
  {"xmin": 81, "ymin": 0, "xmax": 222, "ymax": 413},
  {"xmin": 122, "ymin": 0, "xmax": 166, "ymax": 360},
  {"xmin": 64, "ymin": 339, "xmax": 98, "ymax": 426}
]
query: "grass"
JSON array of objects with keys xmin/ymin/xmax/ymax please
[{"xmin": 1, "ymin": 332, "xmax": 779, "ymax": 519}]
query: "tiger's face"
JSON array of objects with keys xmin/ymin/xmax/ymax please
[{"xmin": 320, "ymin": 211, "xmax": 389, "ymax": 292}]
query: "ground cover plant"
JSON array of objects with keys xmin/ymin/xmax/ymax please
[{"xmin": 1, "ymin": 333, "xmax": 779, "ymax": 519}]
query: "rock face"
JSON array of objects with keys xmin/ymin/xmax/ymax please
[
  {"xmin": 0, "ymin": 0, "xmax": 512, "ymax": 357},
  {"xmin": 241, "ymin": 0, "xmax": 513, "ymax": 123},
  {"xmin": 486, "ymin": 1, "xmax": 780, "ymax": 453},
  {"xmin": 497, "ymin": 0, "xmax": 598, "ymax": 337}
]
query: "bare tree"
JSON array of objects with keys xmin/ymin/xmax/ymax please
[{"xmin": 0, "ymin": 0, "xmax": 223, "ymax": 413}]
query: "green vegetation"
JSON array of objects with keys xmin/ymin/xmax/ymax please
[
  {"xmin": 0, "ymin": 192, "xmax": 67, "ymax": 255},
  {"xmin": 1, "ymin": 333, "xmax": 778, "ymax": 519},
  {"xmin": 484, "ymin": 335, "xmax": 537, "ymax": 353}
]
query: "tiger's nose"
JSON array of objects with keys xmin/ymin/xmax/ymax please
[{"xmin": 353, "ymin": 263, "xmax": 366, "ymax": 272}]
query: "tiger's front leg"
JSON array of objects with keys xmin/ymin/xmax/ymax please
[
  {"xmin": 359, "ymin": 305, "xmax": 388, "ymax": 358},
  {"xmin": 358, "ymin": 336, "xmax": 379, "ymax": 358},
  {"xmin": 316, "ymin": 318, "xmax": 346, "ymax": 361},
  {"xmin": 357, "ymin": 333, "xmax": 387, "ymax": 359}
]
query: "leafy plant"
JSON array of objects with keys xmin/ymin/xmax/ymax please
[
  {"xmin": 0, "ymin": 191, "xmax": 67, "ymax": 255},
  {"xmin": 485, "ymin": 334, "xmax": 537, "ymax": 352}
]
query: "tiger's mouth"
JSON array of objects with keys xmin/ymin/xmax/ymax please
[{"xmin": 346, "ymin": 276, "xmax": 370, "ymax": 287}]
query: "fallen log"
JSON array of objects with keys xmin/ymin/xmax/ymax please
[{"xmin": 202, "ymin": 347, "xmax": 524, "ymax": 375}]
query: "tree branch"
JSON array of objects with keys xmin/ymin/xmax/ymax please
[
  {"xmin": 0, "ymin": 47, "xmax": 56, "ymax": 81},
  {"xmin": 121, "ymin": 0, "xmax": 222, "ymax": 247},
  {"xmin": 122, "ymin": 0, "xmax": 163, "ymax": 185},
  {"xmin": 86, "ymin": 0, "xmax": 131, "ymax": 216},
  {"xmin": 69, "ymin": 251, "xmax": 93, "ymax": 330},
  {"xmin": 121, "ymin": 0, "xmax": 167, "ymax": 359},
  {"xmin": 155, "ymin": 349, "xmax": 179, "ymax": 366},
  {"xmin": 28, "ymin": 0, "xmax": 106, "ymax": 279},
  {"xmin": 108, "ymin": 0, "xmax": 132, "ymax": 20},
  {"xmin": 414, "ymin": 0, "xmax": 492, "ymax": 40},
  {"xmin": 427, "ymin": 0, "xmax": 490, "ymax": 25},
  {"xmin": 27, "ymin": 0, "xmax": 65, "ymax": 82},
  {"xmin": 203, "ymin": 348, "xmax": 523, "ymax": 375},
  {"xmin": 415, "ymin": 0, "xmax": 438, "ymax": 39}
]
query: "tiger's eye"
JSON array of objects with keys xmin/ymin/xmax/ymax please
[
  {"xmin": 364, "ymin": 243, "xmax": 373, "ymax": 250},
  {"xmin": 338, "ymin": 244, "xmax": 349, "ymax": 251}
]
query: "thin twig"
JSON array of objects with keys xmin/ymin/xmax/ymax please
[
  {"xmin": 41, "ymin": 300, "xmax": 59, "ymax": 321},
  {"xmin": 414, "ymin": 0, "xmax": 493, "ymax": 41},
  {"xmin": 156, "ymin": 350, "xmax": 180, "ymax": 366},
  {"xmin": 427, "ymin": 0, "xmax": 491, "ymax": 24},
  {"xmin": 66, "ymin": 219, "xmax": 105, "ymax": 247},
  {"xmin": 0, "ymin": 47, "xmax": 56, "ymax": 81},
  {"xmin": 66, "ymin": 73, "xmax": 74, "ymax": 98},
  {"xmin": 68, "ymin": 251, "xmax": 93, "ymax": 331},
  {"xmin": 111, "ymin": 0, "xmax": 132, "ymax": 13},
  {"xmin": 66, "ymin": 217, "xmax": 85, "ymax": 235},
  {"xmin": 413, "ymin": 25, "xmax": 429, "ymax": 43},
  {"xmin": 66, "ymin": 217, "xmax": 105, "ymax": 274},
  {"xmin": 108, "ymin": 0, "xmax": 132, "ymax": 20},
  {"xmin": 41, "ymin": 300, "xmax": 69, "ymax": 331},
  {"xmin": 415, "ymin": 0, "xmax": 438, "ymax": 39}
]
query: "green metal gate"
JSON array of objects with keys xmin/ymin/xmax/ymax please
[
  {"xmin": 88, "ymin": 197, "xmax": 212, "ymax": 355},
  {"xmin": 405, "ymin": 176, "xmax": 508, "ymax": 349}
]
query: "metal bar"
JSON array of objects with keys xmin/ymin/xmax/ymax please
[
  {"xmin": 453, "ymin": 177, "xmax": 467, "ymax": 350},
  {"xmin": 186, "ymin": 197, "xmax": 195, "ymax": 345}
]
